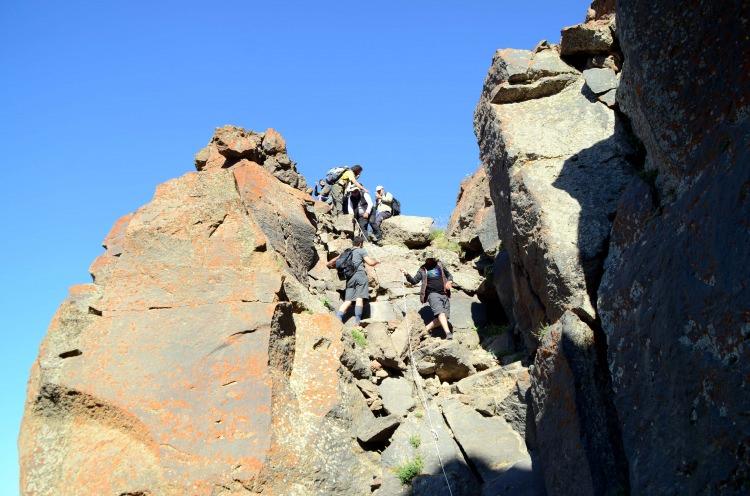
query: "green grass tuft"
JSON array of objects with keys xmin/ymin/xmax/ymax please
[
  {"xmin": 321, "ymin": 298, "xmax": 335, "ymax": 311},
  {"xmin": 429, "ymin": 229, "xmax": 461, "ymax": 253},
  {"xmin": 351, "ymin": 328, "xmax": 367, "ymax": 348},
  {"xmin": 414, "ymin": 409, "xmax": 423, "ymax": 419},
  {"xmin": 534, "ymin": 323, "xmax": 551, "ymax": 341},
  {"xmin": 395, "ymin": 455, "xmax": 424, "ymax": 485},
  {"xmin": 409, "ymin": 434, "xmax": 421, "ymax": 449}
]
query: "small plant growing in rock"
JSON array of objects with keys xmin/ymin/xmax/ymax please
[
  {"xmin": 414, "ymin": 409, "xmax": 423, "ymax": 419},
  {"xmin": 395, "ymin": 455, "xmax": 424, "ymax": 485},
  {"xmin": 351, "ymin": 328, "xmax": 367, "ymax": 348},
  {"xmin": 409, "ymin": 434, "xmax": 421, "ymax": 449},
  {"xmin": 534, "ymin": 323, "xmax": 551, "ymax": 341},
  {"xmin": 429, "ymin": 229, "xmax": 460, "ymax": 253},
  {"xmin": 321, "ymin": 298, "xmax": 334, "ymax": 311}
]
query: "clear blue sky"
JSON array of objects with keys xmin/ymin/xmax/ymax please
[{"xmin": 0, "ymin": 0, "xmax": 588, "ymax": 491}]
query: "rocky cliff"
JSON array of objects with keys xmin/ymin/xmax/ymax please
[
  {"xmin": 475, "ymin": 0, "xmax": 749, "ymax": 495},
  {"xmin": 20, "ymin": 125, "xmax": 539, "ymax": 495},
  {"xmin": 19, "ymin": 1, "xmax": 749, "ymax": 495}
]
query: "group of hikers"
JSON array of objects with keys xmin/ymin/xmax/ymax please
[
  {"xmin": 316, "ymin": 165, "xmax": 454, "ymax": 340},
  {"xmin": 313, "ymin": 165, "xmax": 400, "ymax": 244}
]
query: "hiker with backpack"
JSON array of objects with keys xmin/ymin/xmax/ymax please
[
  {"xmin": 327, "ymin": 164, "xmax": 366, "ymax": 215},
  {"xmin": 371, "ymin": 185, "xmax": 400, "ymax": 243},
  {"xmin": 347, "ymin": 186, "xmax": 375, "ymax": 240},
  {"xmin": 400, "ymin": 249, "xmax": 454, "ymax": 340},
  {"xmin": 313, "ymin": 178, "xmax": 332, "ymax": 204},
  {"xmin": 326, "ymin": 236, "xmax": 379, "ymax": 325}
]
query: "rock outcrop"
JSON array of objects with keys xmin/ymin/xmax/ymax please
[
  {"xmin": 446, "ymin": 166, "xmax": 500, "ymax": 259},
  {"xmin": 21, "ymin": 127, "xmax": 536, "ymax": 495},
  {"xmin": 596, "ymin": 1, "xmax": 750, "ymax": 494},
  {"xmin": 475, "ymin": 0, "xmax": 748, "ymax": 495},
  {"xmin": 194, "ymin": 125, "xmax": 308, "ymax": 191},
  {"xmin": 19, "ymin": 1, "xmax": 748, "ymax": 494}
]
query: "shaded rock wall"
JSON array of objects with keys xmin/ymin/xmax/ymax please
[
  {"xmin": 597, "ymin": 1, "xmax": 750, "ymax": 494},
  {"xmin": 476, "ymin": 0, "xmax": 749, "ymax": 495}
]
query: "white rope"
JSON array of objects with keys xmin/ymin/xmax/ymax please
[{"xmin": 407, "ymin": 317, "xmax": 455, "ymax": 496}]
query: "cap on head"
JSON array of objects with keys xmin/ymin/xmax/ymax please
[
  {"xmin": 376, "ymin": 185, "xmax": 384, "ymax": 192},
  {"xmin": 423, "ymin": 248, "xmax": 439, "ymax": 261}
]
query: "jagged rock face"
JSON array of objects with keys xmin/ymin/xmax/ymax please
[
  {"xmin": 530, "ymin": 311, "xmax": 627, "ymax": 495},
  {"xmin": 474, "ymin": 1, "xmax": 749, "ymax": 495},
  {"xmin": 446, "ymin": 166, "xmax": 500, "ymax": 258},
  {"xmin": 22, "ymin": 122, "xmax": 539, "ymax": 495},
  {"xmin": 597, "ymin": 1, "xmax": 750, "ymax": 494},
  {"xmin": 194, "ymin": 125, "xmax": 308, "ymax": 191},
  {"xmin": 19, "ymin": 163, "xmax": 374, "ymax": 495},
  {"xmin": 474, "ymin": 35, "xmax": 635, "ymax": 351}
]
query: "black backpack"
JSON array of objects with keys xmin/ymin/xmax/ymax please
[
  {"xmin": 391, "ymin": 196, "xmax": 401, "ymax": 216},
  {"xmin": 335, "ymin": 248, "xmax": 358, "ymax": 280}
]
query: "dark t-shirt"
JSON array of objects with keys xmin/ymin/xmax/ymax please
[{"xmin": 406, "ymin": 261, "xmax": 452, "ymax": 296}]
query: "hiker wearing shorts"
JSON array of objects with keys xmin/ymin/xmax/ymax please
[
  {"xmin": 400, "ymin": 250, "xmax": 454, "ymax": 339},
  {"xmin": 330, "ymin": 164, "xmax": 366, "ymax": 215},
  {"xmin": 326, "ymin": 236, "xmax": 379, "ymax": 324}
]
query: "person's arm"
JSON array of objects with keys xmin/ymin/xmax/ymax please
[
  {"xmin": 352, "ymin": 177, "xmax": 368, "ymax": 193},
  {"xmin": 363, "ymin": 191, "xmax": 373, "ymax": 217},
  {"xmin": 443, "ymin": 266, "xmax": 454, "ymax": 291},
  {"xmin": 363, "ymin": 256, "xmax": 379, "ymax": 266},
  {"xmin": 400, "ymin": 267, "xmax": 422, "ymax": 285},
  {"xmin": 326, "ymin": 254, "xmax": 340, "ymax": 269}
]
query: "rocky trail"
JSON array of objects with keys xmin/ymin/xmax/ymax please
[
  {"xmin": 19, "ymin": 1, "xmax": 749, "ymax": 495},
  {"xmin": 310, "ymin": 204, "xmax": 541, "ymax": 496}
]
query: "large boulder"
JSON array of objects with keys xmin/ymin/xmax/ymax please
[
  {"xmin": 474, "ymin": 42, "xmax": 636, "ymax": 351},
  {"xmin": 19, "ymin": 159, "xmax": 373, "ymax": 495},
  {"xmin": 596, "ymin": 1, "xmax": 750, "ymax": 494},
  {"xmin": 378, "ymin": 406, "xmax": 478, "ymax": 496},
  {"xmin": 413, "ymin": 339, "xmax": 476, "ymax": 382},
  {"xmin": 379, "ymin": 377, "xmax": 415, "ymax": 417},
  {"xmin": 530, "ymin": 311, "xmax": 627, "ymax": 496},
  {"xmin": 442, "ymin": 399, "xmax": 536, "ymax": 486},
  {"xmin": 380, "ymin": 215, "xmax": 433, "ymax": 248}
]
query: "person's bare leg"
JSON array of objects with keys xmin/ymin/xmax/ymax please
[
  {"xmin": 421, "ymin": 317, "xmax": 439, "ymax": 338},
  {"xmin": 437, "ymin": 313, "xmax": 452, "ymax": 338},
  {"xmin": 336, "ymin": 300, "xmax": 352, "ymax": 322},
  {"xmin": 354, "ymin": 298, "xmax": 364, "ymax": 324}
]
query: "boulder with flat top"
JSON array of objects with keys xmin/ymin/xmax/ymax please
[{"xmin": 380, "ymin": 216, "xmax": 434, "ymax": 248}]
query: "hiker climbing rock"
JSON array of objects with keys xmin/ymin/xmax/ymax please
[
  {"xmin": 347, "ymin": 186, "xmax": 374, "ymax": 240},
  {"xmin": 327, "ymin": 235, "xmax": 379, "ymax": 325},
  {"xmin": 328, "ymin": 164, "xmax": 366, "ymax": 215},
  {"xmin": 400, "ymin": 249, "xmax": 454, "ymax": 340},
  {"xmin": 372, "ymin": 185, "xmax": 400, "ymax": 243},
  {"xmin": 312, "ymin": 178, "xmax": 332, "ymax": 204}
]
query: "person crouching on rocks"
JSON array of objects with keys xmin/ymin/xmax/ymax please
[
  {"xmin": 400, "ymin": 250, "xmax": 454, "ymax": 340},
  {"xmin": 327, "ymin": 235, "xmax": 379, "ymax": 325}
]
